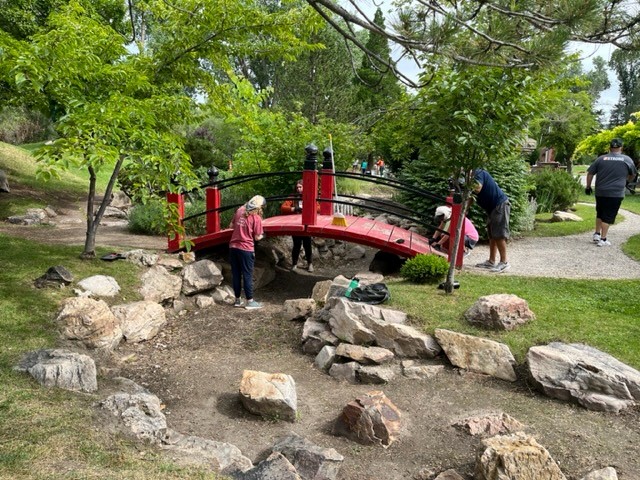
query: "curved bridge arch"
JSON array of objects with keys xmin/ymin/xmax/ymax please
[{"xmin": 167, "ymin": 145, "xmax": 467, "ymax": 266}]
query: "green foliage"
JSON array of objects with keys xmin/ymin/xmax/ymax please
[
  {"xmin": 574, "ymin": 117, "xmax": 640, "ymax": 163},
  {"xmin": 526, "ymin": 203, "xmax": 596, "ymax": 237},
  {"xmin": 0, "ymin": 106, "xmax": 53, "ymax": 144},
  {"xmin": 531, "ymin": 169, "xmax": 582, "ymax": 213},
  {"xmin": 127, "ymin": 199, "xmax": 167, "ymax": 236},
  {"xmin": 400, "ymin": 254, "xmax": 449, "ymax": 284}
]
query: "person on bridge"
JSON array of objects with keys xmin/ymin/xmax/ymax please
[
  {"xmin": 430, "ymin": 205, "xmax": 479, "ymax": 255},
  {"xmin": 229, "ymin": 195, "xmax": 266, "ymax": 309},
  {"xmin": 585, "ymin": 138, "xmax": 637, "ymax": 247},
  {"xmin": 281, "ymin": 179, "xmax": 319, "ymax": 272},
  {"xmin": 470, "ymin": 169, "xmax": 511, "ymax": 273}
]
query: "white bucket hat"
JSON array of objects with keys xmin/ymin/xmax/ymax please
[{"xmin": 435, "ymin": 205, "xmax": 452, "ymax": 221}]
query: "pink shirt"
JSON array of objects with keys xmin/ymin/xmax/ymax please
[
  {"xmin": 229, "ymin": 206, "xmax": 264, "ymax": 252},
  {"xmin": 464, "ymin": 217, "xmax": 479, "ymax": 241}
]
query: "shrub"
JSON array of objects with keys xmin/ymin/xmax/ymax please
[
  {"xmin": 128, "ymin": 199, "xmax": 166, "ymax": 235},
  {"xmin": 532, "ymin": 169, "xmax": 581, "ymax": 213},
  {"xmin": 400, "ymin": 254, "xmax": 449, "ymax": 284}
]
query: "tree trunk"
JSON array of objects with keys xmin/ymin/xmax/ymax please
[{"xmin": 81, "ymin": 157, "xmax": 125, "ymax": 259}]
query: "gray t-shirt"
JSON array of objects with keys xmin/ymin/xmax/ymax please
[{"xmin": 587, "ymin": 152, "xmax": 637, "ymax": 198}]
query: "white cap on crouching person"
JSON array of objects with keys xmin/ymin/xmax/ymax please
[
  {"xmin": 246, "ymin": 195, "xmax": 266, "ymax": 212},
  {"xmin": 435, "ymin": 205, "xmax": 452, "ymax": 222}
]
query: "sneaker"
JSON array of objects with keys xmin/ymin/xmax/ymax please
[
  {"xmin": 291, "ymin": 265, "xmax": 298, "ymax": 272},
  {"xmin": 597, "ymin": 239, "xmax": 611, "ymax": 247},
  {"xmin": 233, "ymin": 298, "xmax": 244, "ymax": 308},
  {"xmin": 593, "ymin": 232, "xmax": 601, "ymax": 243},
  {"xmin": 475, "ymin": 259, "xmax": 496, "ymax": 269},
  {"xmin": 245, "ymin": 300, "xmax": 263, "ymax": 310},
  {"xmin": 491, "ymin": 262, "xmax": 511, "ymax": 273},
  {"xmin": 307, "ymin": 264, "xmax": 314, "ymax": 272}
]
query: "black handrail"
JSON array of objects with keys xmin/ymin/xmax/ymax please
[{"xmin": 200, "ymin": 171, "xmax": 302, "ymax": 190}]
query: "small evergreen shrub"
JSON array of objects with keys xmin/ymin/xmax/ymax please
[
  {"xmin": 400, "ymin": 254, "xmax": 449, "ymax": 284},
  {"xmin": 532, "ymin": 169, "xmax": 581, "ymax": 213},
  {"xmin": 128, "ymin": 199, "xmax": 167, "ymax": 235}
]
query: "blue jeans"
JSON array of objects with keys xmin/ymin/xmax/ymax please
[{"xmin": 229, "ymin": 248, "xmax": 255, "ymax": 299}]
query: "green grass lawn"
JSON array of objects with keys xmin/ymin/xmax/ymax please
[
  {"xmin": 524, "ymin": 203, "xmax": 597, "ymax": 237},
  {"xmin": 0, "ymin": 234, "xmax": 222, "ymax": 479},
  {"xmin": 388, "ymin": 273, "xmax": 640, "ymax": 369}
]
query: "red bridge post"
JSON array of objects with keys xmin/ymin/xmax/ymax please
[
  {"xmin": 205, "ymin": 167, "xmax": 221, "ymax": 234},
  {"xmin": 446, "ymin": 192, "xmax": 465, "ymax": 268},
  {"xmin": 167, "ymin": 192, "xmax": 185, "ymax": 251},
  {"xmin": 320, "ymin": 147, "xmax": 335, "ymax": 215},
  {"xmin": 302, "ymin": 144, "xmax": 318, "ymax": 226}
]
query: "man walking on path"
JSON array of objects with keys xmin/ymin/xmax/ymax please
[
  {"xmin": 585, "ymin": 138, "xmax": 637, "ymax": 247},
  {"xmin": 471, "ymin": 169, "xmax": 511, "ymax": 273}
]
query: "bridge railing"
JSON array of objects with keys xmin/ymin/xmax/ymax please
[{"xmin": 168, "ymin": 144, "xmax": 466, "ymax": 266}]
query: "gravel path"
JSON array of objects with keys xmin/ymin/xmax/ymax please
[{"xmin": 464, "ymin": 205, "xmax": 640, "ymax": 279}]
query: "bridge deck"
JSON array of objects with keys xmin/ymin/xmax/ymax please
[{"xmin": 187, "ymin": 214, "xmax": 441, "ymax": 258}]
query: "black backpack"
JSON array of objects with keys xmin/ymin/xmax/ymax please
[{"xmin": 348, "ymin": 283, "xmax": 390, "ymax": 305}]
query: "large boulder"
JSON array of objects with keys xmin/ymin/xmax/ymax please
[
  {"xmin": 14, "ymin": 349, "xmax": 97, "ymax": 392},
  {"xmin": 56, "ymin": 297, "xmax": 123, "ymax": 350},
  {"xmin": 475, "ymin": 432, "xmax": 566, "ymax": 480},
  {"xmin": 181, "ymin": 259, "xmax": 223, "ymax": 295},
  {"xmin": 434, "ymin": 329, "xmax": 517, "ymax": 382},
  {"xmin": 526, "ymin": 342, "xmax": 640, "ymax": 413},
  {"xmin": 76, "ymin": 275, "xmax": 121, "ymax": 297},
  {"xmin": 111, "ymin": 301, "xmax": 167, "ymax": 343},
  {"xmin": 272, "ymin": 432, "xmax": 344, "ymax": 480},
  {"xmin": 140, "ymin": 265, "xmax": 182, "ymax": 303},
  {"xmin": 333, "ymin": 391, "xmax": 401, "ymax": 448},
  {"xmin": 464, "ymin": 294, "xmax": 535, "ymax": 330},
  {"xmin": 101, "ymin": 391, "xmax": 167, "ymax": 443},
  {"xmin": 239, "ymin": 370, "xmax": 297, "ymax": 422}
]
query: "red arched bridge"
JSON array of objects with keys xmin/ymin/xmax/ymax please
[{"xmin": 167, "ymin": 144, "xmax": 468, "ymax": 267}]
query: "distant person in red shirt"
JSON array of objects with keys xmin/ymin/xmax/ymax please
[{"xmin": 229, "ymin": 195, "xmax": 265, "ymax": 309}]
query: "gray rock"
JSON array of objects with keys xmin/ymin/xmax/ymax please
[
  {"xmin": 475, "ymin": 432, "xmax": 566, "ymax": 479},
  {"xmin": 239, "ymin": 370, "xmax": 297, "ymax": 422},
  {"xmin": 283, "ymin": 299, "xmax": 317, "ymax": 321},
  {"xmin": 56, "ymin": 297, "xmax": 123, "ymax": 350},
  {"xmin": 314, "ymin": 346, "xmax": 337, "ymax": 372},
  {"xmin": 0, "ymin": 169, "xmax": 10, "ymax": 192},
  {"xmin": 182, "ymin": 259, "xmax": 223, "ymax": 295},
  {"xmin": 101, "ymin": 391, "xmax": 167, "ymax": 443},
  {"xmin": 77, "ymin": 275, "xmax": 121, "ymax": 297},
  {"xmin": 453, "ymin": 412, "xmax": 525, "ymax": 437},
  {"xmin": 358, "ymin": 365, "xmax": 396, "ymax": 384},
  {"xmin": 15, "ymin": 349, "xmax": 97, "ymax": 392},
  {"xmin": 552, "ymin": 210, "xmax": 583, "ymax": 222},
  {"xmin": 111, "ymin": 301, "xmax": 167, "ymax": 343},
  {"xmin": 311, "ymin": 280, "xmax": 332, "ymax": 304},
  {"xmin": 435, "ymin": 329, "xmax": 517, "ymax": 382},
  {"xmin": 434, "ymin": 470, "xmax": 465, "ymax": 480},
  {"xmin": 140, "ymin": 265, "xmax": 182, "ymax": 303},
  {"xmin": 464, "ymin": 294, "xmax": 535, "ymax": 330},
  {"xmin": 235, "ymin": 452, "xmax": 301, "ymax": 480},
  {"xmin": 194, "ymin": 294, "xmax": 215, "ymax": 308},
  {"xmin": 328, "ymin": 362, "xmax": 360, "ymax": 384},
  {"xmin": 527, "ymin": 342, "xmax": 640, "ymax": 412},
  {"xmin": 401, "ymin": 360, "xmax": 445, "ymax": 379},
  {"xmin": 335, "ymin": 343, "xmax": 394, "ymax": 365},
  {"xmin": 122, "ymin": 249, "xmax": 159, "ymax": 267},
  {"xmin": 272, "ymin": 432, "xmax": 344, "ymax": 480},
  {"xmin": 161, "ymin": 428, "xmax": 253, "ymax": 475},
  {"xmin": 580, "ymin": 467, "xmax": 618, "ymax": 480}
]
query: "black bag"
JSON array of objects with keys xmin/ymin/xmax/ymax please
[{"xmin": 348, "ymin": 283, "xmax": 390, "ymax": 304}]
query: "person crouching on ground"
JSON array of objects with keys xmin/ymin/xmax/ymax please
[
  {"xmin": 280, "ymin": 179, "xmax": 318, "ymax": 272},
  {"xmin": 429, "ymin": 205, "xmax": 479, "ymax": 255},
  {"xmin": 585, "ymin": 138, "xmax": 637, "ymax": 247},
  {"xmin": 471, "ymin": 169, "xmax": 511, "ymax": 273},
  {"xmin": 229, "ymin": 195, "xmax": 266, "ymax": 310}
]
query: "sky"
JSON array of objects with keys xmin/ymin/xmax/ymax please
[{"xmin": 350, "ymin": 0, "xmax": 620, "ymax": 120}]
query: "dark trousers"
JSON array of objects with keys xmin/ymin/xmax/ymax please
[
  {"xmin": 229, "ymin": 248, "xmax": 255, "ymax": 299},
  {"xmin": 292, "ymin": 236, "xmax": 312, "ymax": 265}
]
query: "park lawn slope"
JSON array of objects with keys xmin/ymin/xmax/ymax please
[{"xmin": 0, "ymin": 234, "xmax": 222, "ymax": 479}]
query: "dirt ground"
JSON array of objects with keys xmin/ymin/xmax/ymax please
[{"xmin": 3, "ymin": 192, "xmax": 640, "ymax": 479}]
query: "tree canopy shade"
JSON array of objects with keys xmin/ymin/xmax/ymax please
[
  {"xmin": 305, "ymin": 0, "xmax": 640, "ymax": 86},
  {"xmin": 0, "ymin": 0, "xmax": 321, "ymax": 257}
]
